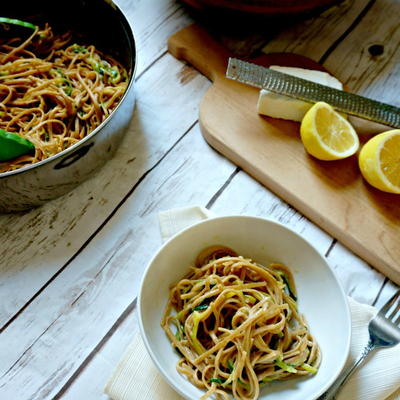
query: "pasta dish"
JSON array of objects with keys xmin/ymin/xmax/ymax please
[
  {"xmin": 0, "ymin": 20, "xmax": 128, "ymax": 172},
  {"xmin": 162, "ymin": 246, "xmax": 321, "ymax": 400}
]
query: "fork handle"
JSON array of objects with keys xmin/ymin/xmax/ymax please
[{"xmin": 319, "ymin": 340, "xmax": 375, "ymax": 400}]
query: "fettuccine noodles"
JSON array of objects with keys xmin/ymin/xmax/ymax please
[
  {"xmin": 0, "ymin": 22, "xmax": 128, "ymax": 172},
  {"xmin": 162, "ymin": 246, "xmax": 321, "ymax": 400}
]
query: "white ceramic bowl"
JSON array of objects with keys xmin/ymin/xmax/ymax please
[{"xmin": 138, "ymin": 216, "xmax": 351, "ymax": 400}]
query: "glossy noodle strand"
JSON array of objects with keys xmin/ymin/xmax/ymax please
[
  {"xmin": 0, "ymin": 23, "xmax": 128, "ymax": 172},
  {"xmin": 162, "ymin": 246, "xmax": 321, "ymax": 400}
]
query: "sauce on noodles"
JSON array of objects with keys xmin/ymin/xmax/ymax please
[
  {"xmin": 0, "ymin": 22, "xmax": 128, "ymax": 173},
  {"xmin": 162, "ymin": 246, "xmax": 321, "ymax": 400}
]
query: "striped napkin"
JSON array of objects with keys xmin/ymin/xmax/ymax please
[{"xmin": 105, "ymin": 206, "xmax": 400, "ymax": 400}]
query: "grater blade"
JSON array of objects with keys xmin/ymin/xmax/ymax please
[{"xmin": 226, "ymin": 58, "xmax": 400, "ymax": 129}]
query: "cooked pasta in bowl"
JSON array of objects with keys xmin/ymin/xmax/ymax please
[{"xmin": 139, "ymin": 216, "xmax": 351, "ymax": 400}]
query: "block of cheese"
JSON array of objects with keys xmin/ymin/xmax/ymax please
[{"xmin": 257, "ymin": 66, "xmax": 343, "ymax": 122}]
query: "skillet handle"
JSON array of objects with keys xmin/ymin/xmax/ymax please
[
  {"xmin": 168, "ymin": 23, "xmax": 231, "ymax": 83},
  {"xmin": 54, "ymin": 142, "xmax": 94, "ymax": 170}
]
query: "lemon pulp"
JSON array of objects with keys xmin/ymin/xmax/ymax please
[{"xmin": 300, "ymin": 102, "xmax": 359, "ymax": 161}]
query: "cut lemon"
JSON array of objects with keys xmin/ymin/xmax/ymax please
[
  {"xmin": 300, "ymin": 102, "xmax": 359, "ymax": 160},
  {"xmin": 359, "ymin": 130, "xmax": 400, "ymax": 194}
]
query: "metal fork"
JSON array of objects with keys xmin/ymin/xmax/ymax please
[{"xmin": 320, "ymin": 289, "xmax": 400, "ymax": 400}]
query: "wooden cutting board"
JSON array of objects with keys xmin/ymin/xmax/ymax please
[{"xmin": 168, "ymin": 24, "xmax": 400, "ymax": 285}]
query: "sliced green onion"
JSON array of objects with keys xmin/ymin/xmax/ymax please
[
  {"xmin": 91, "ymin": 60, "xmax": 119, "ymax": 82},
  {"xmin": 301, "ymin": 363, "xmax": 318, "ymax": 374},
  {"xmin": 227, "ymin": 359, "xmax": 234, "ymax": 373},
  {"xmin": 283, "ymin": 277, "xmax": 297, "ymax": 301},
  {"xmin": 244, "ymin": 294, "xmax": 256, "ymax": 304},
  {"xmin": 210, "ymin": 378, "xmax": 224, "ymax": 384},
  {"xmin": 260, "ymin": 377, "xmax": 275, "ymax": 384},
  {"xmin": 56, "ymin": 68, "xmax": 73, "ymax": 96},
  {"xmin": 193, "ymin": 304, "xmax": 208, "ymax": 311},
  {"xmin": 0, "ymin": 17, "xmax": 37, "ymax": 30},
  {"xmin": 190, "ymin": 311, "xmax": 206, "ymax": 355},
  {"xmin": 72, "ymin": 45, "xmax": 87, "ymax": 54},
  {"xmin": 238, "ymin": 378, "xmax": 250, "ymax": 390},
  {"xmin": 275, "ymin": 357, "xmax": 297, "ymax": 374}
]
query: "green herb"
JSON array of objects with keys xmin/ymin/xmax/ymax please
[
  {"xmin": 275, "ymin": 357, "xmax": 297, "ymax": 374},
  {"xmin": 190, "ymin": 311, "xmax": 206, "ymax": 355},
  {"xmin": 0, "ymin": 17, "xmax": 37, "ymax": 30},
  {"xmin": 259, "ymin": 377, "xmax": 275, "ymax": 385},
  {"xmin": 0, "ymin": 129, "xmax": 35, "ymax": 161},
  {"xmin": 238, "ymin": 378, "xmax": 250, "ymax": 389},
  {"xmin": 109, "ymin": 68, "xmax": 118, "ymax": 79},
  {"xmin": 301, "ymin": 363, "xmax": 318, "ymax": 374},
  {"xmin": 174, "ymin": 320, "xmax": 184, "ymax": 341},
  {"xmin": 92, "ymin": 60, "xmax": 119, "ymax": 82},
  {"xmin": 56, "ymin": 67, "xmax": 73, "ymax": 96},
  {"xmin": 227, "ymin": 360, "xmax": 234, "ymax": 373},
  {"xmin": 210, "ymin": 378, "xmax": 224, "ymax": 384},
  {"xmin": 193, "ymin": 304, "xmax": 208, "ymax": 311},
  {"xmin": 72, "ymin": 45, "xmax": 87, "ymax": 53},
  {"xmin": 281, "ymin": 274, "xmax": 297, "ymax": 301},
  {"xmin": 43, "ymin": 132, "xmax": 50, "ymax": 142}
]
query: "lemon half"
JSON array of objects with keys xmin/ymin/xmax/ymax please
[
  {"xmin": 300, "ymin": 102, "xmax": 359, "ymax": 160},
  {"xmin": 359, "ymin": 130, "xmax": 400, "ymax": 194}
]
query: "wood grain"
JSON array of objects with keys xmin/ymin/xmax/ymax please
[
  {"xmin": 0, "ymin": 124, "xmax": 236, "ymax": 399},
  {"xmin": 262, "ymin": 0, "xmax": 374, "ymax": 62},
  {"xmin": 0, "ymin": 1, "xmax": 398, "ymax": 399},
  {"xmin": 168, "ymin": 24, "xmax": 400, "ymax": 284},
  {"xmin": 0, "ymin": 54, "xmax": 208, "ymax": 328}
]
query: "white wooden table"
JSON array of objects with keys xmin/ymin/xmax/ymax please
[{"xmin": 0, "ymin": 0, "xmax": 399, "ymax": 398}]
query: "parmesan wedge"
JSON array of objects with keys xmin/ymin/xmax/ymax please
[{"xmin": 257, "ymin": 66, "xmax": 343, "ymax": 122}]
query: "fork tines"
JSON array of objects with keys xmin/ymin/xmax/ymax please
[{"xmin": 379, "ymin": 290, "xmax": 400, "ymax": 325}]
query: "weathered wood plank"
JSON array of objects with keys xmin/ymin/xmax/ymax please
[
  {"xmin": 305, "ymin": 0, "xmax": 400, "ymax": 304},
  {"xmin": 48, "ymin": 173, "xmax": 386, "ymax": 400},
  {"xmin": 373, "ymin": 279, "xmax": 399, "ymax": 310},
  {"xmin": 260, "ymin": 0, "xmax": 399, "ymax": 300},
  {"xmin": 0, "ymin": 0, "xmax": 193, "ymax": 327},
  {"xmin": 0, "ymin": 0, "xmax": 192, "ymax": 325},
  {"xmin": 210, "ymin": 171, "xmax": 385, "ymax": 304},
  {"xmin": 2, "ymin": 1, "xmax": 399, "ymax": 399},
  {"xmin": 0, "ymin": 53, "xmax": 208, "ymax": 328},
  {"xmin": 0, "ymin": 124, "xmax": 236, "ymax": 399},
  {"xmin": 57, "ymin": 308, "xmax": 140, "ymax": 400},
  {"xmin": 326, "ymin": 245, "xmax": 386, "ymax": 305},
  {"xmin": 116, "ymin": 0, "xmax": 192, "ymax": 75},
  {"xmin": 262, "ymin": 0, "xmax": 373, "ymax": 62},
  {"xmin": 210, "ymin": 170, "xmax": 333, "ymax": 254},
  {"xmin": 323, "ymin": 0, "xmax": 400, "ymax": 103}
]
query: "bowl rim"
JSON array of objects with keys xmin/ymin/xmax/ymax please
[
  {"xmin": 138, "ymin": 215, "xmax": 351, "ymax": 400},
  {"xmin": 0, "ymin": 0, "xmax": 137, "ymax": 179}
]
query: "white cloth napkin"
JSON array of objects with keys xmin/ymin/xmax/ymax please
[{"xmin": 105, "ymin": 206, "xmax": 400, "ymax": 400}]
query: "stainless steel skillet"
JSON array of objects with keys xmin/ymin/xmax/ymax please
[{"xmin": 0, "ymin": 0, "xmax": 137, "ymax": 212}]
